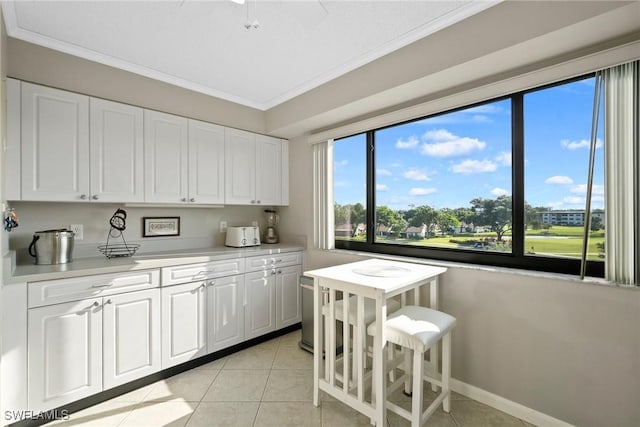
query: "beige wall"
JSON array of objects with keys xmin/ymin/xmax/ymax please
[{"xmin": 284, "ymin": 138, "xmax": 640, "ymax": 427}]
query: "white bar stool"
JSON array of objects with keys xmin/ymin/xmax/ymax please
[
  {"xmin": 367, "ymin": 305, "xmax": 456, "ymax": 427},
  {"xmin": 322, "ymin": 295, "xmax": 400, "ymax": 385}
]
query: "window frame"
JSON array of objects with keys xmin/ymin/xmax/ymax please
[{"xmin": 334, "ymin": 74, "xmax": 605, "ymax": 278}]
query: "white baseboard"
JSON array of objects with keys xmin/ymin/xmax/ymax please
[{"xmin": 451, "ymin": 378, "xmax": 574, "ymax": 427}]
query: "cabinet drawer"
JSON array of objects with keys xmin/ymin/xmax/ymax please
[
  {"xmin": 161, "ymin": 258, "xmax": 244, "ymax": 286},
  {"xmin": 28, "ymin": 270, "xmax": 160, "ymax": 308},
  {"xmin": 245, "ymin": 251, "xmax": 302, "ymax": 272}
]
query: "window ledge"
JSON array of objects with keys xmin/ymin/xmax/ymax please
[{"xmin": 326, "ymin": 248, "xmax": 637, "ymax": 289}]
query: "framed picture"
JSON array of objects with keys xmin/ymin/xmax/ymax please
[{"xmin": 142, "ymin": 217, "xmax": 180, "ymax": 237}]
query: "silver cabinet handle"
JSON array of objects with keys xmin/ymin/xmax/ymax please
[
  {"xmin": 80, "ymin": 194, "xmax": 87, "ymax": 200},
  {"xmin": 277, "ymin": 270, "xmax": 282, "ymax": 274},
  {"xmin": 257, "ymin": 200, "xmax": 261, "ymax": 204},
  {"xmin": 271, "ymin": 270, "xmax": 277, "ymax": 275},
  {"xmin": 92, "ymin": 195, "xmax": 99, "ymax": 200},
  {"xmin": 92, "ymin": 283, "xmax": 113, "ymax": 288},
  {"xmin": 207, "ymin": 280, "xmax": 215, "ymax": 286},
  {"xmin": 105, "ymin": 299, "xmax": 112, "ymax": 305},
  {"xmin": 181, "ymin": 198, "xmax": 187, "ymax": 202},
  {"xmin": 190, "ymin": 198, "xmax": 195, "ymax": 202},
  {"xmin": 250, "ymin": 200, "xmax": 256, "ymax": 204},
  {"xmin": 92, "ymin": 301, "xmax": 100, "ymax": 307}
]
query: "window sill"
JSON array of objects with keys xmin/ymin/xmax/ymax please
[{"xmin": 325, "ymin": 248, "xmax": 637, "ymax": 289}]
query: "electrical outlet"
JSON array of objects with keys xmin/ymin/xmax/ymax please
[
  {"xmin": 220, "ymin": 221, "xmax": 227, "ymax": 233},
  {"xmin": 70, "ymin": 224, "xmax": 84, "ymax": 240},
  {"xmin": 252, "ymin": 220, "xmax": 258, "ymax": 227}
]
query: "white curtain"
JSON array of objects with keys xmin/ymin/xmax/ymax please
[
  {"xmin": 604, "ymin": 60, "xmax": 639, "ymax": 286},
  {"xmin": 313, "ymin": 140, "xmax": 335, "ymax": 250}
]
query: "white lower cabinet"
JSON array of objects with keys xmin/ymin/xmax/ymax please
[
  {"xmin": 28, "ymin": 298, "xmax": 103, "ymax": 412},
  {"xmin": 207, "ymin": 275, "xmax": 245, "ymax": 353},
  {"xmin": 161, "ymin": 281, "xmax": 207, "ymax": 368},
  {"xmin": 27, "ymin": 288, "xmax": 161, "ymax": 411},
  {"xmin": 244, "ymin": 270, "xmax": 277, "ymax": 340},
  {"xmin": 103, "ymin": 289, "xmax": 161, "ymax": 389},
  {"xmin": 19, "ymin": 252, "xmax": 302, "ymax": 416},
  {"xmin": 276, "ymin": 265, "xmax": 303, "ymax": 329}
]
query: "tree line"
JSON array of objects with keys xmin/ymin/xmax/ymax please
[{"xmin": 335, "ymin": 195, "xmax": 603, "ymax": 240}]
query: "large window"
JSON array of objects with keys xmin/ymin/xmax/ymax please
[{"xmin": 334, "ymin": 75, "xmax": 605, "ymax": 277}]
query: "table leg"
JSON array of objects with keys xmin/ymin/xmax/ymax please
[
  {"xmin": 429, "ymin": 278, "xmax": 439, "ymax": 392},
  {"xmin": 313, "ymin": 278, "xmax": 321, "ymax": 407},
  {"xmin": 372, "ymin": 296, "xmax": 387, "ymax": 426}
]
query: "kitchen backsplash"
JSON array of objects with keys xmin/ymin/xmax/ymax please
[{"xmin": 7, "ymin": 202, "xmax": 271, "ymax": 263}]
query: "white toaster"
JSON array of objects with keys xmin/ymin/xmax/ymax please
[{"xmin": 225, "ymin": 226, "xmax": 261, "ymax": 247}]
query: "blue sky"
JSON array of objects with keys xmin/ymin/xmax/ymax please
[{"xmin": 334, "ymin": 77, "xmax": 604, "ymax": 211}]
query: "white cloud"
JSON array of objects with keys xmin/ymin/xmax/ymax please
[
  {"xmin": 409, "ymin": 187, "xmax": 437, "ymax": 196},
  {"xmin": 403, "ymin": 168, "xmax": 431, "ymax": 181},
  {"xmin": 560, "ymin": 138, "xmax": 603, "ymax": 150},
  {"xmin": 419, "ymin": 129, "xmax": 486, "ymax": 157},
  {"xmin": 570, "ymin": 184, "xmax": 605, "ymax": 195},
  {"xmin": 490, "ymin": 187, "xmax": 510, "ymax": 197},
  {"xmin": 545, "ymin": 175, "xmax": 573, "ymax": 185},
  {"xmin": 376, "ymin": 168, "xmax": 392, "ymax": 176},
  {"xmin": 495, "ymin": 151, "xmax": 511, "ymax": 166},
  {"xmin": 563, "ymin": 196, "xmax": 584, "ymax": 204},
  {"xmin": 451, "ymin": 159, "xmax": 497, "ymax": 174},
  {"xmin": 376, "ymin": 184, "xmax": 389, "ymax": 192},
  {"xmin": 335, "ymin": 159, "xmax": 349, "ymax": 168},
  {"xmin": 395, "ymin": 136, "xmax": 419, "ymax": 149},
  {"xmin": 390, "ymin": 161, "xmax": 402, "ymax": 168}
]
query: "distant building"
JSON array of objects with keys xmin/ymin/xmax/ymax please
[
  {"xmin": 335, "ymin": 223, "xmax": 366, "ymax": 237},
  {"xmin": 405, "ymin": 225, "xmax": 427, "ymax": 239},
  {"xmin": 540, "ymin": 210, "xmax": 604, "ymax": 226}
]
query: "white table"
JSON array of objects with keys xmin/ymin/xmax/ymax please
[{"xmin": 305, "ymin": 259, "xmax": 447, "ymax": 426}]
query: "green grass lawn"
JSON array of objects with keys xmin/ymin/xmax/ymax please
[{"xmin": 336, "ymin": 225, "xmax": 604, "ymax": 260}]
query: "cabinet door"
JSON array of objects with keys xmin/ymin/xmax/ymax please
[
  {"xmin": 21, "ymin": 82, "xmax": 90, "ymax": 201},
  {"xmin": 207, "ymin": 275, "xmax": 245, "ymax": 353},
  {"xmin": 244, "ymin": 270, "xmax": 276, "ymax": 340},
  {"xmin": 188, "ymin": 119, "xmax": 225, "ymax": 204},
  {"xmin": 28, "ymin": 298, "xmax": 102, "ymax": 411},
  {"xmin": 161, "ymin": 282, "xmax": 207, "ymax": 368},
  {"xmin": 144, "ymin": 110, "xmax": 188, "ymax": 203},
  {"xmin": 255, "ymin": 135, "xmax": 282, "ymax": 205},
  {"xmin": 224, "ymin": 128, "xmax": 256, "ymax": 204},
  {"xmin": 90, "ymin": 98, "xmax": 144, "ymax": 202},
  {"xmin": 103, "ymin": 289, "xmax": 161, "ymax": 390},
  {"xmin": 276, "ymin": 265, "xmax": 302, "ymax": 329}
]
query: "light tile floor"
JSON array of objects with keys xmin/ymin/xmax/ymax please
[{"xmin": 49, "ymin": 330, "xmax": 534, "ymax": 427}]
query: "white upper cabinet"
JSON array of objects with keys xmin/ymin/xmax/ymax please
[
  {"xmin": 225, "ymin": 130, "xmax": 288, "ymax": 206},
  {"xmin": 224, "ymin": 128, "xmax": 256, "ymax": 205},
  {"xmin": 188, "ymin": 119, "xmax": 225, "ymax": 204},
  {"xmin": 90, "ymin": 98, "xmax": 144, "ymax": 203},
  {"xmin": 21, "ymin": 82, "xmax": 90, "ymax": 201},
  {"xmin": 144, "ymin": 110, "xmax": 189, "ymax": 203},
  {"xmin": 255, "ymin": 135, "xmax": 282, "ymax": 206},
  {"xmin": 10, "ymin": 80, "xmax": 288, "ymax": 206}
]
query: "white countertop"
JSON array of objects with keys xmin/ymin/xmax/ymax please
[{"xmin": 4, "ymin": 244, "xmax": 304, "ymax": 284}]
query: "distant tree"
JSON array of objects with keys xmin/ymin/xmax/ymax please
[
  {"xmin": 349, "ymin": 203, "xmax": 366, "ymax": 225},
  {"xmin": 470, "ymin": 195, "xmax": 512, "ymax": 241},
  {"xmin": 376, "ymin": 206, "xmax": 405, "ymax": 236},
  {"xmin": 405, "ymin": 205, "xmax": 438, "ymax": 236},
  {"xmin": 437, "ymin": 209, "xmax": 460, "ymax": 235},
  {"xmin": 452, "ymin": 207, "xmax": 473, "ymax": 233},
  {"xmin": 590, "ymin": 215, "xmax": 603, "ymax": 231},
  {"xmin": 334, "ymin": 203, "xmax": 348, "ymax": 225}
]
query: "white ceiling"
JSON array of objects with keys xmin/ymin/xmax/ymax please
[{"xmin": 1, "ymin": 1, "xmax": 500, "ymax": 110}]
